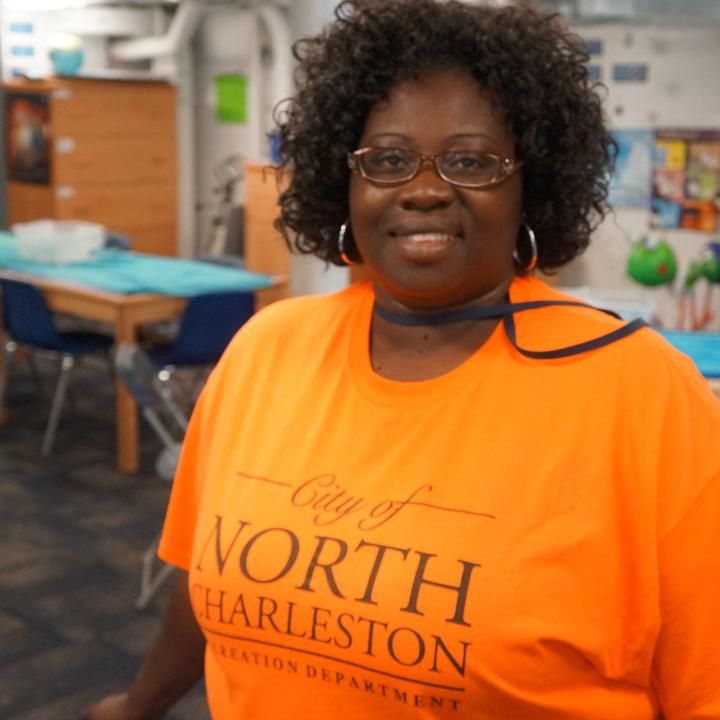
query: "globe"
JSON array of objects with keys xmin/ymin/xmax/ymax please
[{"xmin": 48, "ymin": 32, "xmax": 84, "ymax": 76}]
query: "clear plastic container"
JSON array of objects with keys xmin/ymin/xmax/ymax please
[{"xmin": 13, "ymin": 220, "xmax": 105, "ymax": 264}]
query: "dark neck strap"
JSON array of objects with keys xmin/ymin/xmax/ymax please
[{"xmin": 373, "ymin": 299, "xmax": 648, "ymax": 360}]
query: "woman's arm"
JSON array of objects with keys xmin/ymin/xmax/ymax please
[
  {"xmin": 651, "ymin": 474, "xmax": 720, "ymax": 719},
  {"xmin": 84, "ymin": 570, "xmax": 206, "ymax": 720}
]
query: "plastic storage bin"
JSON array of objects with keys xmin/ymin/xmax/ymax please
[{"xmin": 13, "ymin": 220, "xmax": 105, "ymax": 264}]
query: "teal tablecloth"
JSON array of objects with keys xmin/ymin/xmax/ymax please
[
  {"xmin": 0, "ymin": 232, "xmax": 273, "ymax": 296},
  {"xmin": 659, "ymin": 330, "xmax": 720, "ymax": 378}
]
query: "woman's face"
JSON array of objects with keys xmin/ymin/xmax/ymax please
[{"xmin": 349, "ymin": 68, "xmax": 523, "ymax": 311}]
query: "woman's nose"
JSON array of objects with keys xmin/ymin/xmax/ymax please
[{"xmin": 397, "ymin": 165, "xmax": 455, "ymax": 210}]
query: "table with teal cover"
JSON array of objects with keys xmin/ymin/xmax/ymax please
[
  {"xmin": 659, "ymin": 329, "xmax": 720, "ymax": 380},
  {"xmin": 0, "ymin": 231, "xmax": 275, "ymax": 472},
  {"xmin": 0, "ymin": 231, "xmax": 273, "ymax": 295}
]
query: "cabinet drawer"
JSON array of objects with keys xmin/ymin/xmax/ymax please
[
  {"xmin": 53, "ymin": 136, "xmax": 175, "ymax": 184},
  {"xmin": 7, "ymin": 182, "xmax": 55, "ymax": 224},
  {"xmin": 51, "ymin": 81, "xmax": 175, "ymax": 138},
  {"xmin": 54, "ymin": 199, "xmax": 176, "ymax": 256},
  {"xmin": 54, "ymin": 182, "xmax": 176, "ymax": 229},
  {"xmin": 130, "ymin": 225, "xmax": 177, "ymax": 256},
  {"xmin": 55, "ymin": 181, "xmax": 177, "ymax": 255}
]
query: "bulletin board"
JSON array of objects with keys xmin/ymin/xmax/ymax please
[
  {"xmin": 609, "ymin": 129, "xmax": 654, "ymax": 209},
  {"xmin": 651, "ymin": 129, "xmax": 720, "ymax": 232},
  {"xmin": 215, "ymin": 74, "xmax": 247, "ymax": 124}
]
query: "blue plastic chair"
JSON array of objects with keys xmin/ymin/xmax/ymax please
[
  {"xmin": 104, "ymin": 231, "xmax": 131, "ymax": 251},
  {"xmin": 0, "ymin": 278, "xmax": 114, "ymax": 455},
  {"xmin": 147, "ymin": 291, "xmax": 255, "ymax": 368},
  {"xmin": 144, "ymin": 291, "xmax": 255, "ymax": 408}
]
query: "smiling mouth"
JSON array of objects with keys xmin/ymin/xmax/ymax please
[{"xmin": 392, "ymin": 232, "xmax": 459, "ymax": 263}]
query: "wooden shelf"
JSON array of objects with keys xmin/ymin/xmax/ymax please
[{"xmin": 3, "ymin": 77, "xmax": 177, "ymax": 256}]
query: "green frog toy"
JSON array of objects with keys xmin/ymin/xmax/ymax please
[{"xmin": 627, "ymin": 236, "xmax": 678, "ymax": 287}]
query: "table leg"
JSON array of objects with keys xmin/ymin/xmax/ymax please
[{"xmin": 115, "ymin": 315, "xmax": 140, "ymax": 473}]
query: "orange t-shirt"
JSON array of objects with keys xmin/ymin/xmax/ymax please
[{"xmin": 159, "ymin": 276, "xmax": 720, "ymax": 720}]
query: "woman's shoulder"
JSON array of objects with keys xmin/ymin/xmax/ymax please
[
  {"xmin": 513, "ymin": 275, "xmax": 633, "ymax": 332},
  {"xmin": 514, "ymin": 275, "xmax": 714, "ymax": 388}
]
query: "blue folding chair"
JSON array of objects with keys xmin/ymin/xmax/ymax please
[
  {"xmin": 144, "ymin": 290, "xmax": 255, "ymax": 408},
  {"xmin": 115, "ymin": 342, "xmax": 187, "ymax": 608},
  {"xmin": 0, "ymin": 278, "xmax": 114, "ymax": 455},
  {"xmin": 147, "ymin": 290, "xmax": 255, "ymax": 368}
]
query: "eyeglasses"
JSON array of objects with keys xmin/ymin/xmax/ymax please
[{"xmin": 347, "ymin": 147, "xmax": 523, "ymax": 189}]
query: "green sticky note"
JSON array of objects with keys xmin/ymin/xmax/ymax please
[{"xmin": 215, "ymin": 74, "xmax": 247, "ymax": 123}]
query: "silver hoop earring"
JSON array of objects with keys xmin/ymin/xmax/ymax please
[
  {"xmin": 513, "ymin": 222, "xmax": 538, "ymax": 272},
  {"xmin": 338, "ymin": 220, "xmax": 357, "ymax": 266}
]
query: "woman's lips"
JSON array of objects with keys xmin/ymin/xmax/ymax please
[{"xmin": 393, "ymin": 232, "xmax": 458, "ymax": 263}]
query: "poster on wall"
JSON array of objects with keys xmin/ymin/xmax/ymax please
[
  {"xmin": 215, "ymin": 74, "xmax": 247, "ymax": 124},
  {"xmin": 4, "ymin": 92, "xmax": 51, "ymax": 184},
  {"xmin": 651, "ymin": 129, "xmax": 720, "ymax": 232},
  {"xmin": 609, "ymin": 129, "xmax": 654, "ymax": 209}
]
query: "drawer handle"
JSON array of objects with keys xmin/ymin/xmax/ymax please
[{"xmin": 56, "ymin": 137, "xmax": 76, "ymax": 154}]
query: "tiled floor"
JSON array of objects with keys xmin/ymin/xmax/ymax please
[{"xmin": 0, "ymin": 356, "xmax": 210, "ymax": 719}]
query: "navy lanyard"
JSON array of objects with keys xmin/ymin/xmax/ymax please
[{"xmin": 373, "ymin": 299, "xmax": 648, "ymax": 360}]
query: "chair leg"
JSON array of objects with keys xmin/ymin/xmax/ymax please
[
  {"xmin": 0, "ymin": 340, "xmax": 17, "ymax": 408},
  {"xmin": 155, "ymin": 370, "xmax": 189, "ymax": 432},
  {"xmin": 42, "ymin": 354, "xmax": 75, "ymax": 456},
  {"xmin": 135, "ymin": 532, "xmax": 175, "ymax": 609}
]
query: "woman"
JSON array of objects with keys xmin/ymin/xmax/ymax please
[{"xmin": 86, "ymin": 1, "xmax": 720, "ymax": 718}]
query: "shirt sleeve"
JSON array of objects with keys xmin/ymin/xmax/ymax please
[
  {"xmin": 156, "ymin": 299, "xmax": 296, "ymax": 572},
  {"xmin": 652, "ymin": 474, "xmax": 720, "ymax": 719},
  {"xmin": 157, "ymin": 384, "xmax": 210, "ymax": 571},
  {"xmin": 650, "ymin": 362, "xmax": 720, "ymax": 719}
]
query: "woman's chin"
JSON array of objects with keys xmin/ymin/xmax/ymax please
[{"xmin": 371, "ymin": 262, "xmax": 514, "ymax": 313}]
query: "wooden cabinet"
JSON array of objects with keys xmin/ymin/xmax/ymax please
[
  {"xmin": 3, "ymin": 77, "xmax": 177, "ymax": 256},
  {"xmin": 244, "ymin": 162, "xmax": 290, "ymax": 308},
  {"xmin": 243, "ymin": 162, "xmax": 368, "ymax": 306}
]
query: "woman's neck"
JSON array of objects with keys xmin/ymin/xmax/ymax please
[{"xmin": 369, "ymin": 279, "xmax": 513, "ymax": 381}]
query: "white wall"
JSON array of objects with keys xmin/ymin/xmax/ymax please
[
  {"xmin": 193, "ymin": 9, "xmax": 257, "ymax": 255},
  {"xmin": 0, "ymin": 6, "xmax": 154, "ymax": 79},
  {"xmin": 553, "ymin": 22, "xmax": 720, "ymax": 327},
  {"xmin": 191, "ymin": 1, "xmax": 348, "ymax": 298},
  {"xmin": 1, "ymin": 10, "xmax": 53, "ymax": 79}
]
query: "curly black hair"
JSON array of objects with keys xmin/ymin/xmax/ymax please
[{"xmin": 274, "ymin": 0, "xmax": 615, "ymax": 271}]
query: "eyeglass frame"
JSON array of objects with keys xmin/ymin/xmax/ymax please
[{"xmin": 346, "ymin": 146, "xmax": 524, "ymax": 189}]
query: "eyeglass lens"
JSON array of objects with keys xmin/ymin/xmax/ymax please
[{"xmin": 357, "ymin": 148, "xmax": 506, "ymax": 186}]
